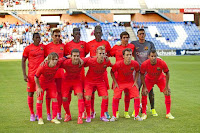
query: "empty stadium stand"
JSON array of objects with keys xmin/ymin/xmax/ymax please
[{"xmin": 131, "ymin": 22, "xmax": 200, "ymax": 50}]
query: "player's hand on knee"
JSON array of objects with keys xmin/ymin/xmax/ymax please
[
  {"xmin": 142, "ymin": 87, "xmax": 148, "ymax": 96},
  {"xmin": 37, "ymin": 88, "xmax": 43, "ymax": 97},
  {"xmin": 113, "ymin": 83, "xmax": 119, "ymax": 90},
  {"xmin": 132, "ymin": 82, "xmax": 139, "ymax": 89}
]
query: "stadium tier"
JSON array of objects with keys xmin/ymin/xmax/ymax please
[
  {"xmin": 0, "ymin": 22, "xmax": 199, "ymax": 52},
  {"xmin": 145, "ymin": 0, "xmax": 200, "ymax": 9},
  {"xmin": 131, "ymin": 22, "xmax": 200, "ymax": 50}
]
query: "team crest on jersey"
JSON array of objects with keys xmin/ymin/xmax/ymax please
[
  {"xmin": 157, "ymin": 67, "xmax": 161, "ymax": 71},
  {"xmin": 81, "ymin": 45, "xmax": 84, "ymax": 48},
  {"xmin": 144, "ymin": 46, "xmax": 148, "ymax": 50},
  {"xmin": 102, "ymin": 44, "xmax": 106, "ymax": 47},
  {"xmin": 131, "ymin": 67, "xmax": 134, "ymax": 70},
  {"xmin": 40, "ymin": 47, "xmax": 43, "ymax": 50},
  {"xmin": 60, "ymin": 47, "xmax": 63, "ymax": 50},
  {"xmin": 104, "ymin": 65, "xmax": 107, "ymax": 68}
]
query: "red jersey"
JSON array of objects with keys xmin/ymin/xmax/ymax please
[
  {"xmin": 44, "ymin": 42, "xmax": 65, "ymax": 78},
  {"xmin": 112, "ymin": 60, "xmax": 140, "ymax": 84},
  {"xmin": 85, "ymin": 57, "xmax": 112, "ymax": 83},
  {"xmin": 64, "ymin": 40, "xmax": 88, "ymax": 57},
  {"xmin": 35, "ymin": 57, "xmax": 66, "ymax": 83},
  {"xmin": 140, "ymin": 58, "xmax": 169, "ymax": 81},
  {"xmin": 86, "ymin": 39, "xmax": 111, "ymax": 57},
  {"xmin": 110, "ymin": 44, "xmax": 135, "ymax": 62},
  {"xmin": 44, "ymin": 42, "xmax": 64, "ymax": 58},
  {"xmin": 22, "ymin": 43, "xmax": 45, "ymax": 76},
  {"xmin": 60, "ymin": 58, "xmax": 87, "ymax": 81}
]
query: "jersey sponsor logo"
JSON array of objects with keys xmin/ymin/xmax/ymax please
[
  {"xmin": 136, "ymin": 52, "xmax": 147, "ymax": 57},
  {"xmin": 40, "ymin": 47, "xmax": 43, "ymax": 50},
  {"xmin": 81, "ymin": 45, "xmax": 84, "ymax": 48},
  {"xmin": 131, "ymin": 67, "xmax": 134, "ymax": 70},
  {"xmin": 60, "ymin": 47, "xmax": 64, "ymax": 50},
  {"xmin": 144, "ymin": 46, "xmax": 148, "ymax": 50},
  {"xmin": 157, "ymin": 67, "xmax": 161, "ymax": 71}
]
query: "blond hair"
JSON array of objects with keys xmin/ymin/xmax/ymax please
[
  {"xmin": 96, "ymin": 46, "xmax": 105, "ymax": 52},
  {"xmin": 48, "ymin": 52, "xmax": 59, "ymax": 61}
]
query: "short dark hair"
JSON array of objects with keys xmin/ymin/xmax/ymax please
[
  {"xmin": 33, "ymin": 32, "xmax": 40, "ymax": 38},
  {"xmin": 73, "ymin": 27, "xmax": 80, "ymax": 34},
  {"xmin": 137, "ymin": 28, "xmax": 145, "ymax": 34},
  {"xmin": 120, "ymin": 31, "xmax": 130, "ymax": 39},
  {"xmin": 52, "ymin": 28, "xmax": 60, "ymax": 35},
  {"xmin": 148, "ymin": 49, "xmax": 157, "ymax": 56},
  {"xmin": 71, "ymin": 49, "xmax": 80, "ymax": 56},
  {"xmin": 94, "ymin": 25, "xmax": 102, "ymax": 32},
  {"xmin": 122, "ymin": 48, "xmax": 132, "ymax": 55}
]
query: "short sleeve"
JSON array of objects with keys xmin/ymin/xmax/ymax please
[
  {"xmin": 150, "ymin": 41, "xmax": 156, "ymax": 50},
  {"xmin": 84, "ymin": 57, "xmax": 91, "ymax": 67},
  {"xmin": 85, "ymin": 43, "xmax": 90, "ymax": 55},
  {"xmin": 107, "ymin": 60, "xmax": 112, "ymax": 67},
  {"xmin": 64, "ymin": 43, "xmax": 70, "ymax": 56},
  {"xmin": 44, "ymin": 45, "xmax": 48, "ymax": 57},
  {"xmin": 134, "ymin": 61, "xmax": 140, "ymax": 72},
  {"xmin": 140, "ymin": 62, "xmax": 146, "ymax": 74},
  {"xmin": 35, "ymin": 65, "xmax": 43, "ymax": 78},
  {"xmin": 111, "ymin": 63, "xmax": 118, "ymax": 73},
  {"xmin": 110, "ymin": 46, "xmax": 116, "ymax": 57},
  {"xmin": 106, "ymin": 41, "xmax": 111, "ymax": 56},
  {"xmin": 22, "ymin": 46, "xmax": 29, "ymax": 58},
  {"xmin": 162, "ymin": 60, "xmax": 169, "ymax": 73},
  {"xmin": 84, "ymin": 42, "xmax": 89, "ymax": 56}
]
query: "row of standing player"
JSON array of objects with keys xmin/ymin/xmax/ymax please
[{"xmin": 22, "ymin": 26, "xmax": 174, "ymax": 124}]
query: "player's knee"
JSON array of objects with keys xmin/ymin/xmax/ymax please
[
  {"xmin": 77, "ymin": 93, "xmax": 83, "ymax": 99},
  {"xmin": 124, "ymin": 92, "xmax": 129, "ymax": 96},
  {"xmin": 37, "ymin": 100, "xmax": 43, "ymax": 103},
  {"xmin": 62, "ymin": 97, "xmax": 68, "ymax": 101},
  {"xmin": 85, "ymin": 96, "xmax": 91, "ymax": 100},
  {"xmin": 52, "ymin": 98, "xmax": 57, "ymax": 102},
  {"xmin": 102, "ymin": 96, "xmax": 108, "ymax": 99},
  {"xmin": 28, "ymin": 92, "xmax": 34, "ymax": 97}
]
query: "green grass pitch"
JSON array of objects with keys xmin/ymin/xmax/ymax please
[{"xmin": 0, "ymin": 56, "xmax": 200, "ymax": 133}]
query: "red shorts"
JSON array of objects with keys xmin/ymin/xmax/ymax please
[
  {"xmin": 145, "ymin": 75, "xmax": 166, "ymax": 92},
  {"xmin": 113, "ymin": 83, "xmax": 139, "ymax": 99},
  {"xmin": 37, "ymin": 81, "xmax": 57, "ymax": 100},
  {"xmin": 84, "ymin": 81, "xmax": 108, "ymax": 97},
  {"xmin": 27, "ymin": 76, "xmax": 36, "ymax": 92},
  {"xmin": 62, "ymin": 80, "xmax": 83, "ymax": 97}
]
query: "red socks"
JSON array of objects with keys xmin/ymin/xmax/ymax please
[
  {"xmin": 165, "ymin": 95, "xmax": 171, "ymax": 114},
  {"xmin": 85, "ymin": 100, "xmax": 91, "ymax": 117},
  {"xmin": 78, "ymin": 99, "xmax": 84, "ymax": 118},
  {"xmin": 134, "ymin": 98, "xmax": 140, "ymax": 117},
  {"xmin": 91, "ymin": 93, "xmax": 95, "ymax": 113},
  {"xmin": 124, "ymin": 94, "xmax": 130, "ymax": 112},
  {"xmin": 36, "ymin": 103, "xmax": 42, "ymax": 119},
  {"xmin": 27, "ymin": 96, "xmax": 34, "ymax": 114},
  {"xmin": 57, "ymin": 93, "xmax": 62, "ymax": 113},
  {"xmin": 63, "ymin": 100, "xmax": 71, "ymax": 115},
  {"xmin": 101, "ymin": 99, "xmax": 108, "ymax": 117},
  {"xmin": 52, "ymin": 102, "xmax": 58, "ymax": 119},
  {"xmin": 142, "ymin": 95, "xmax": 147, "ymax": 114},
  {"xmin": 46, "ymin": 97, "xmax": 51, "ymax": 114},
  {"xmin": 112, "ymin": 98, "xmax": 119, "ymax": 117}
]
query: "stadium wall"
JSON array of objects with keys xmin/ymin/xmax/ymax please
[
  {"xmin": 0, "ymin": 15, "xmax": 23, "ymax": 24},
  {"xmin": 163, "ymin": 13, "xmax": 183, "ymax": 22},
  {"xmin": 131, "ymin": 13, "xmax": 167, "ymax": 22}
]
